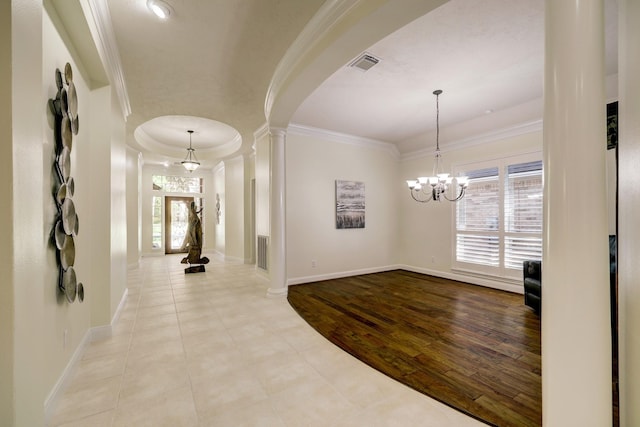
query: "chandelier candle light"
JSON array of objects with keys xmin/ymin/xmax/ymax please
[
  {"xmin": 406, "ymin": 90, "xmax": 468, "ymax": 202},
  {"xmin": 182, "ymin": 130, "xmax": 200, "ymax": 172}
]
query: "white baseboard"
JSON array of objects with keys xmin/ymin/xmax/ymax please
[
  {"xmin": 399, "ymin": 265, "xmax": 523, "ymax": 294},
  {"xmin": 287, "ymin": 264, "xmax": 523, "ymax": 294},
  {"xmin": 43, "ymin": 328, "xmax": 92, "ymax": 425},
  {"xmin": 267, "ymin": 286, "xmax": 288, "ymax": 297},
  {"xmin": 287, "ymin": 265, "xmax": 399, "ymax": 286},
  {"xmin": 44, "ymin": 288, "xmax": 129, "ymax": 426},
  {"xmin": 111, "ymin": 288, "xmax": 129, "ymax": 326}
]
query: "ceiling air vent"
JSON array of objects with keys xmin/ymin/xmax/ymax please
[{"xmin": 349, "ymin": 53, "xmax": 380, "ymax": 71}]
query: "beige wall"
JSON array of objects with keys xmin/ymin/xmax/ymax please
[
  {"xmin": 3, "ymin": 1, "xmax": 45, "ymax": 425},
  {"xmin": 213, "ymin": 163, "xmax": 226, "ymax": 254},
  {"xmin": 243, "ymin": 153, "xmax": 256, "ymax": 263},
  {"xmin": 223, "ymin": 156, "xmax": 246, "ymax": 261},
  {"xmin": 126, "ymin": 148, "xmax": 142, "ymax": 267},
  {"xmin": 0, "ymin": 0, "xmax": 15, "ymax": 423},
  {"xmin": 285, "ymin": 129, "xmax": 400, "ymax": 283},
  {"xmin": 254, "ymin": 129, "xmax": 271, "ymax": 240},
  {"xmin": 619, "ymin": 0, "xmax": 640, "ymax": 423},
  {"xmin": 110, "ymin": 86, "xmax": 127, "ymax": 317}
]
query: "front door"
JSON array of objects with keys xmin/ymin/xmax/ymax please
[{"xmin": 164, "ymin": 196, "xmax": 194, "ymax": 254}]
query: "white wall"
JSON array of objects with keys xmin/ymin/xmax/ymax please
[
  {"xmin": 244, "ymin": 153, "xmax": 256, "ymax": 263},
  {"xmin": 0, "ymin": 1, "xmax": 13, "ymax": 422},
  {"xmin": 255, "ymin": 129, "xmax": 271, "ymax": 239},
  {"xmin": 5, "ymin": 2, "xmax": 45, "ymax": 425},
  {"xmin": 213, "ymin": 163, "xmax": 226, "ymax": 255},
  {"xmin": 126, "ymin": 148, "xmax": 141, "ymax": 267},
  {"xmin": 42, "ymin": 7, "xmax": 95, "ymax": 405},
  {"xmin": 87, "ymin": 86, "xmax": 113, "ymax": 327},
  {"xmin": 285, "ymin": 129, "xmax": 399, "ymax": 283},
  {"xmin": 109, "ymin": 86, "xmax": 127, "ymax": 317},
  {"xmin": 0, "ymin": 4, "xmax": 129, "ymax": 424},
  {"xmin": 224, "ymin": 156, "xmax": 246, "ymax": 261},
  {"xmin": 399, "ymin": 130, "xmax": 542, "ymax": 292},
  {"xmin": 618, "ymin": 0, "xmax": 640, "ymax": 423}
]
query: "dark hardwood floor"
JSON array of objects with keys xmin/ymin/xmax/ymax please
[{"xmin": 288, "ymin": 270, "xmax": 541, "ymax": 427}]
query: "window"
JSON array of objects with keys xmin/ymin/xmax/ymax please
[
  {"xmin": 152, "ymin": 175, "xmax": 204, "ymax": 193},
  {"xmin": 454, "ymin": 154, "xmax": 542, "ymax": 279},
  {"xmin": 152, "ymin": 196, "xmax": 162, "ymax": 249}
]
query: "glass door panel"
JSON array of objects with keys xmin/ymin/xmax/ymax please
[{"xmin": 165, "ymin": 196, "xmax": 193, "ymax": 254}]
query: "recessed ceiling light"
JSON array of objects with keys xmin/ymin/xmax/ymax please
[{"xmin": 147, "ymin": 0, "xmax": 172, "ymax": 19}]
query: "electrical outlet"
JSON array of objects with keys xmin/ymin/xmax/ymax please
[
  {"xmin": 311, "ymin": 260, "xmax": 317, "ymax": 268},
  {"xmin": 63, "ymin": 329, "xmax": 68, "ymax": 349},
  {"xmin": 431, "ymin": 256, "xmax": 436, "ymax": 264}
]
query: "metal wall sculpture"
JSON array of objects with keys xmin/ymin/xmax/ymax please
[{"xmin": 48, "ymin": 63, "xmax": 84, "ymax": 303}]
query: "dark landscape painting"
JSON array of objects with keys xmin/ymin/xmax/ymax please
[{"xmin": 336, "ymin": 180, "xmax": 365, "ymax": 229}]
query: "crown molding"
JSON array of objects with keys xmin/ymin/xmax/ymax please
[
  {"xmin": 253, "ymin": 123, "xmax": 270, "ymax": 141},
  {"xmin": 401, "ymin": 119, "xmax": 543, "ymax": 162},
  {"xmin": 288, "ymin": 123, "xmax": 400, "ymax": 159},
  {"xmin": 82, "ymin": 0, "xmax": 131, "ymax": 120}
]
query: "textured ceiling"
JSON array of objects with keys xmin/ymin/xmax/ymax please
[
  {"xmin": 107, "ymin": 0, "xmax": 324, "ymax": 166},
  {"xmin": 105, "ymin": 0, "xmax": 618, "ymax": 167},
  {"xmin": 293, "ymin": 0, "xmax": 545, "ymax": 143},
  {"xmin": 292, "ymin": 0, "xmax": 619, "ymax": 147}
]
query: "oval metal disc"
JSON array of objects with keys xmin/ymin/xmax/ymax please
[
  {"xmin": 62, "ymin": 267, "xmax": 77, "ymax": 303},
  {"xmin": 73, "ymin": 213, "xmax": 79, "ymax": 237},
  {"xmin": 67, "ymin": 81, "xmax": 77, "ymax": 119},
  {"xmin": 64, "ymin": 62, "xmax": 73, "ymax": 85},
  {"xmin": 54, "ymin": 219, "xmax": 66, "ymax": 250},
  {"xmin": 55, "ymin": 68, "xmax": 63, "ymax": 90},
  {"xmin": 71, "ymin": 115, "xmax": 79, "ymax": 135},
  {"xmin": 56, "ymin": 182, "xmax": 67, "ymax": 205},
  {"xmin": 61, "ymin": 116, "xmax": 72, "ymax": 151},
  {"xmin": 58, "ymin": 147, "xmax": 71, "ymax": 182},
  {"xmin": 67, "ymin": 177, "xmax": 75, "ymax": 197},
  {"xmin": 77, "ymin": 282, "xmax": 84, "ymax": 302},
  {"xmin": 60, "ymin": 234, "xmax": 75, "ymax": 270},
  {"xmin": 61, "ymin": 198, "xmax": 77, "ymax": 235},
  {"xmin": 60, "ymin": 88, "xmax": 68, "ymax": 118}
]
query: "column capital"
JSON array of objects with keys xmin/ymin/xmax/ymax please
[{"xmin": 269, "ymin": 127, "xmax": 287, "ymax": 140}]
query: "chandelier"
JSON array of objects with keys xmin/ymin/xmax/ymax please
[
  {"xmin": 181, "ymin": 130, "xmax": 200, "ymax": 172},
  {"xmin": 406, "ymin": 90, "xmax": 468, "ymax": 202}
]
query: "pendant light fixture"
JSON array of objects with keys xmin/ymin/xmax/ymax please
[
  {"xmin": 181, "ymin": 130, "xmax": 200, "ymax": 172},
  {"xmin": 406, "ymin": 90, "xmax": 468, "ymax": 202}
]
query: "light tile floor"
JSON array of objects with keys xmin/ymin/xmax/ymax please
[{"xmin": 49, "ymin": 255, "xmax": 487, "ymax": 427}]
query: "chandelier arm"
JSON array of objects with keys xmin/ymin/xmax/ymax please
[
  {"xmin": 410, "ymin": 188, "xmax": 434, "ymax": 203},
  {"xmin": 442, "ymin": 186, "xmax": 466, "ymax": 202}
]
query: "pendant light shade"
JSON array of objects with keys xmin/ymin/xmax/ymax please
[{"xmin": 181, "ymin": 130, "xmax": 200, "ymax": 172}]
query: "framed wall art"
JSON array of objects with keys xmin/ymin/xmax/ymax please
[{"xmin": 335, "ymin": 180, "xmax": 365, "ymax": 229}]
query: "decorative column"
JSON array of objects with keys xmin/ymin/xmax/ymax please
[
  {"xmin": 618, "ymin": 0, "xmax": 640, "ymax": 425},
  {"xmin": 267, "ymin": 128, "xmax": 287, "ymax": 296},
  {"xmin": 543, "ymin": 1, "xmax": 611, "ymax": 425}
]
